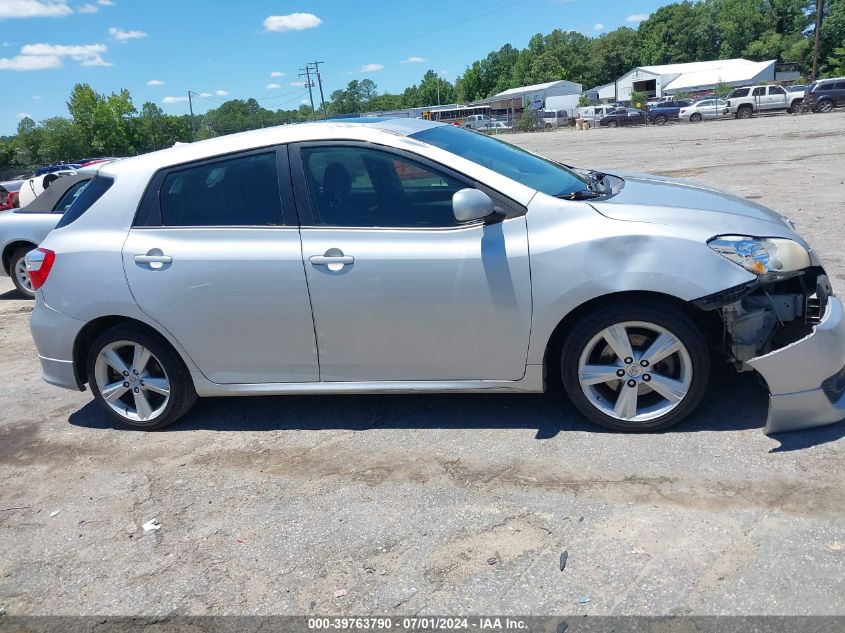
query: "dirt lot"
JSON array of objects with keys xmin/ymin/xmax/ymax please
[{"xmin": 1, "ymin": 112, "xmax": 844, "ymax": 617}]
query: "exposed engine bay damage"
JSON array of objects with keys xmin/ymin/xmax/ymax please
[{"xmin": 694, "ymin": 267, "xmax": 845, "ymax": 434}]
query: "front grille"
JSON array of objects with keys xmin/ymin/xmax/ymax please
[{"xmin": 821, "ymin": 364, "xmax": 845, "ymax": 404}]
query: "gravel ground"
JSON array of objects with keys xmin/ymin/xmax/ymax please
[{"xmin": 1, "ymin": 112, "xmax": 844, "ymax": 618}]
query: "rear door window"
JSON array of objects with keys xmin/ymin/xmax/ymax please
[
  {"xmin": 768, "ymin": 86, "xmax": 786, "ymax": 96},
  {"xmin": 834, "ymin": 82, "xmax": 845, "ymax": 90},
  {"xmin": 159, "ymin": 152, "xmax": 282, "ymax": 226}
]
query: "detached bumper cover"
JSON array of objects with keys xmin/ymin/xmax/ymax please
[{"xmin": 748, "ymin": 295, "xmax": 845, "ymax": 434}]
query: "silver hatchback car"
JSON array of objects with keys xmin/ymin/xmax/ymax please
[{"xmin": 28, "ymin": 119, "xmax": 845, "ymax": 433}]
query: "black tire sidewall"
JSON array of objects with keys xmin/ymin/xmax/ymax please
[
  {"xmin": 690, "ymin": 113, "xmax": 702, "ymax": 123},
  {"xmin": 9, "ymin": 247, "xmax": 35, "ymax": 299},
  {"xmin": 86, "ymin": 325, "xmax": 196, "ymax": 430},
  {"xmin": 561, "ymin": 302, "xmax": 710, "ymax": 432}
]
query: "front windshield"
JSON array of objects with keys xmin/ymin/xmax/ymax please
[{"xmin": 411, "ymin": 125, "xmax": 586, "ymax": 197}]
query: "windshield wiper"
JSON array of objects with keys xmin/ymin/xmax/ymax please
[{"xmin": 558, "ymin": 189, "xmax": 602, "ymax": 200}]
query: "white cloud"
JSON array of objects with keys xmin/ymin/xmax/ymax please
[
  {"xmin": 98, "ymin": 0, "xmax": 114, "ymax": 5},
  {"xmin": 162, "ymin": 96, "xmax": 188, "ymax": 104},
  {"xmin": 199, "ymin": 92, "xmax": 212, "ymax": 98},
  {"xmin": 21, "ymin": 42, "xmax": 105, "ymax": 57},
  {"xmin": 439, "ymin": 69, "xmax": 449, "ymax": 75},
  {"xmin": 356, "ymin": 63, "xmax": 383, "ymax": 73},
  {"xmin": 79, "ymin": 3, "xmax": 98, "ymax": 13},
  {"xmin": 20, "ymin": 42, "xmax": 109, "ymax": 69},
  {"xmin": 18, "ymin": 112, "xmax": 31, "ymax": 118},
  {"xmin": 215, "ymin": 89, "xmax": 228, "ymax": 96},
  {"xmin": 263, "ymin": 13, "xmax": 321, "ymax": 32},
  {"xmin": 266, "ymin": 83, "xmax": 281, "ymax": 89},
  {"xmin": 146, "ymin": 79, "xmax": 164, "ymax": 86},
  {"xmin": 32, "ymin": 94, "xmax": 41, "ymax": 99},
  {"xmin": 626, "ymin": 13, "xmax": 649, "ymax": 22},
  {"xmin": 289, "ymin": 80, "xmax": 305, "ymax": 87},
  {"xmin": 400, "ymin": 56, "xmax": 425, "ymax": 64},
  {"xmin": 81, "ymin": 55, "xmax": 111, "ymax": 66},
  {"xmin": 0, "ymin": 1, "xmax": 72, "ymax": 19},
  {"xmin": 270, "ymin": 70, "xmax": 284, "ymax": 77},
  {"xmin": 593, "ymin": 23, "xmax": 604, "ymax": 30},
  {"xmin": 0, "ymin": 54, "xmax": 61, "ymax": 70},
  {"xmin": 108, "ymin": 27, "xmax": 147, "ymax": 42}
]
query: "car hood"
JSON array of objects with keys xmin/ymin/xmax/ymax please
[{"xmin": 590, "ymin": 172, "xmax": 802, "ymax": 240}]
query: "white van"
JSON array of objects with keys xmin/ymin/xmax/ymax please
[{"xmin": 577, "ymin": 105, "xmax": 614, "ymax": 127}]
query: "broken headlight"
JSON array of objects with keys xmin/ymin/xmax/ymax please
[{"xmin": 708, "ymin": 235, "xmax": 810, "ymax": 276}]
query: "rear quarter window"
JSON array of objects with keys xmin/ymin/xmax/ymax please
[{"xmin": 54, "ymin": 177, "xmax": 113, "ymax": 229}]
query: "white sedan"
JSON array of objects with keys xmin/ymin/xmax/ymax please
[{"xmin": 679, "ymin": 98, "xmax": 729, "ymax": 122}]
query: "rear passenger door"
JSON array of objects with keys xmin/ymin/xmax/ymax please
[{"xmin": 122, "ymin": 147, "xmax": 319, "ymax": 384}]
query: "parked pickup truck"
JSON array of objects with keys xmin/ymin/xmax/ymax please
[
  {"xmin": 725, "ymin": 85, "xmax": 805, "ymax": 118},
  {"xmin": 646, "ymin": 99, "xmax": 692, "ymax": 125}
]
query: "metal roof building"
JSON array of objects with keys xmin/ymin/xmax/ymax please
[
  {"xmin": 592, "ymin": 58, "xmax": 778, "ymax": 101},
  {"xmin": 474, "ymin": 79, "xmax": 582, "ymax": 112}
]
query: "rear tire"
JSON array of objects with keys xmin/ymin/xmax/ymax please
[
  {"xmin": 87, "ymin": 325, "xmax": 197, "ymax": 430},
  {"xmin": 817, "ymin": 99, "xmax": 834, "ymax": 113},
  {"xmin": 560, "ymin": 300, "xmax": 710, "ymax": 432},
  {"xmin": 9, "ymin": 247, "xmax": 35, "ymax": 299}
]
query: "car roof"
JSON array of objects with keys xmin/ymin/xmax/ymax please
[{"xmin": 100, "ymin": 118, "xmax": 446, "ymax": 179}]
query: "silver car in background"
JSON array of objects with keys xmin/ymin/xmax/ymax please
[
  {"xmin": 678, "ymin": 98, "xmax": 729, "ymax": 122},
  {"xmin": 1, "ymin": 171, "xmax": 97, "ymax": 297},
  {"xmin": 27, "ymin": 119, "xmax": 845, "ymax": 434}
]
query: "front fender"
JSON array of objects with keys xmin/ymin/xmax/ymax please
[{"xmin": 525, "ymin": 194, "xmax": 755, "ymax": 365}]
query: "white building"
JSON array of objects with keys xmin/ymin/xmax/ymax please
[
  {"xmin": 592, "ymin": 59, "xmax": 778, "ymax": 101},
  {"xmin": 475, "ymin": 79, "xmax": 583, "ymax": 114}
]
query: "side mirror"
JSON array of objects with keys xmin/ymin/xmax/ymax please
[{"xmin": 452, "ymin": 188, "xmax": 498, "ymax": 223}]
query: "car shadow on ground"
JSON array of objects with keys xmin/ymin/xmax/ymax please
[
  {"xmin": 0, "ymin": 288, "xmax": 26, "ymax": 301},
  {"xmin": 69, "ymin": 362, "xmax": 828, "ymax": 442}
]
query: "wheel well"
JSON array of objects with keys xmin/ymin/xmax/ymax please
[
  {"xmin": 72, "ymin": 315, "xmax": 181, "ymax": 388},
  {"xmin": 2, "ymin": 241, "xmax": 36, "ymax": 274},
  {"xmin": 542, "ymin": 291, "xmax": 722, "ymax": 386}
]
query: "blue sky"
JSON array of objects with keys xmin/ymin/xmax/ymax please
[{"xmin": 0, "ymin": 0, "xmax": 666, "ymax": 134}]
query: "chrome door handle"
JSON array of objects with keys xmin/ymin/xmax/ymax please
[
  {"xmin": 309, "ymin": 255, "xmax": 354, "ymax": 265},
  {"xmin": 134, "ymin": 254, "xmax": 173, "ymax": 264}
]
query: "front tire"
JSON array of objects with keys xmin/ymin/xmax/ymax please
[
  {"xmin": 689, "ymin": 113, "xmax": 702, "ymax": 123},
  {"xmin": 561, "ymin": 301, "xmax": 710, "ymax": 432},
  {"xmin": 654, "ymin": 114, "xmax": 667, "ymax": 125},
  {"xmin": 87, "ymin": 325, "xmax": 197, "ymax": 430},
  {"xmin": 9, "ymin": 247, "xmax": 35, "ymax": 299},
  {"xmin": 736, "ymin": 106, "xmax": 753, "ymax": 119}
]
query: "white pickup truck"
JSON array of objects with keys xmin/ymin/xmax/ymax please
[{"xmin": 725, "ymin": 85, "xmax": 805, "ymax": 118}]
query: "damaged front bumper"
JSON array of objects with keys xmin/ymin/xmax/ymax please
[{"xmin": 748, "ymin": 295, "xmax": 845, "ymax": 434}]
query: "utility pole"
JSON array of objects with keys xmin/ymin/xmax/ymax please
[
  {"xmin": 312, "ymin": 61, "xmax": 328, "ymax": 119},
  {"xmin": 300, "ymin": 66, "xmax": 317, "ymax": 121},
  {"xmin": 811, "ymin": 0, "xmax": 825, "ymax": 82},
  {"xmin": 187, "ymin": 90, "xmax": 197, "ymax": 141}
]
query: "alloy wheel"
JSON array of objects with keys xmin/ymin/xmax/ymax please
[
  {"xmin": 94, "ymin": 340, "xmax": 171, "ymax": 423},
  {"xmin": 577, "ymin": 321, "xmax": 693, "ymax": 423},
  {"xmin": 14, "ymin": 256, "xmax": 33, "ymax": 294}
]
